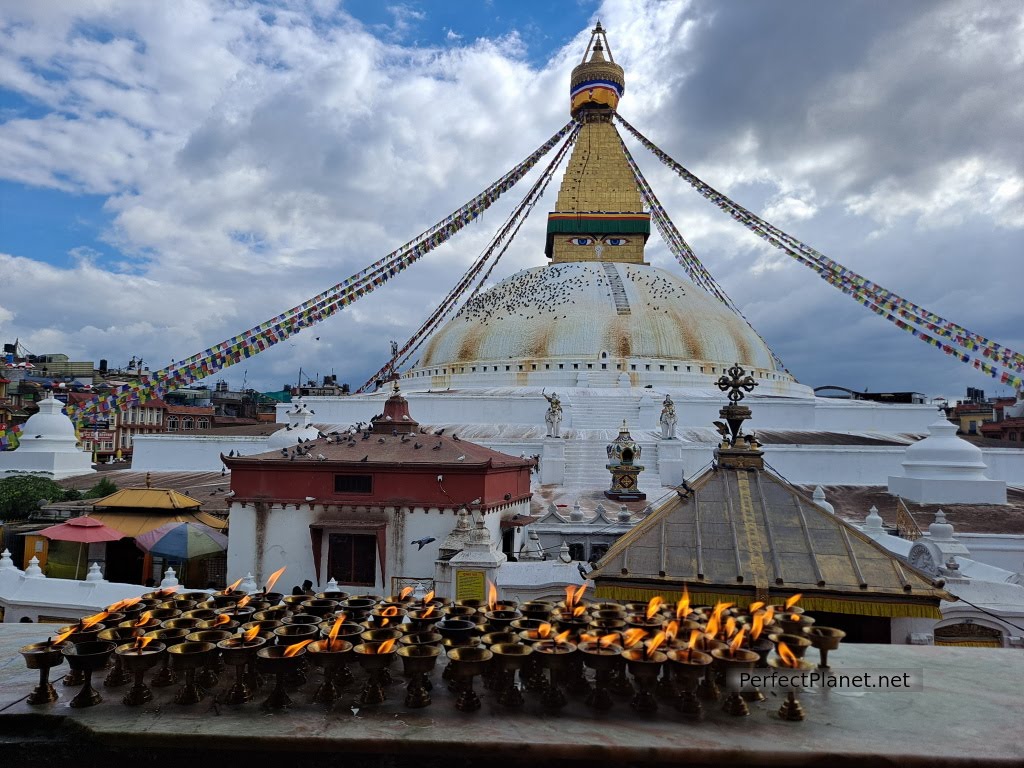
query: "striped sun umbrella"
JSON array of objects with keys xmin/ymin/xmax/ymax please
[{"xmin": 134, "ymin": 521, "xmax": 228, "ymax": 560}]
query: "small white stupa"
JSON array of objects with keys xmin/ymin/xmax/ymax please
[
  {"xmin": 888, "ymin": 417, "xmax": 1006, "ymax": 504},
  {"xmin": 266, "ymin": 399, "xmax": 321, "ymax": 452},
  {"xmin": 0, "ymin": 394, "xmax": 94, "ymax": 480}
]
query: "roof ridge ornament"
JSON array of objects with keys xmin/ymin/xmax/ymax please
[{"xmin": 713, "ymin": 363, "xmax": 764, "ymax": 469}]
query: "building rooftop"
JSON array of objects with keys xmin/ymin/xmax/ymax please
[{"xmin": 815, "ymin": 485, "xmax": 1024, "ymax": 535}]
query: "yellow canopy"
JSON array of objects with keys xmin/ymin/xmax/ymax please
[
  {"xmin": 93, "ymin": 487, "xmax": 202, "ymax": 510},
  {"xmin": 87, "ymin": 509, "xmax": 226, "ymax": 538}
]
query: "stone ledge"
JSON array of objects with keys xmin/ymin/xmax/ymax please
[{"xmin": 0, "ymin": 624, "xmax": 1020, "ymax": 767}]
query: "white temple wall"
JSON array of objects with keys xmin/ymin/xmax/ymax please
[
  {"xmin": 227, "ymin": 500, "xmax": 524, "ymax": 594},
  {"xmin": 955, "ymin": 534, "xmax": 1024, "ymax": 574},
  {"xmin": 278, "ymin": 392, "xmax": 937, "ymax": 435},
  {"xmin": 132, "ymin": 434, "xmax": 272, "ymax": 471},
  {"xmin": 890, "ymin": 617, "xmax": 937, "ymax": 644}
]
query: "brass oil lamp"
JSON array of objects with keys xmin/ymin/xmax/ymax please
[
  {"xmin": 186, "ymin": 629, "xmax": 232, "ymax": 689},
  {"xmin": 300, "ymin": 598, "xmax": 340, "ymax": 617},
  {"xmin": 217, "ymin": 629, "xmax": 267, "ymax": 705},
  {"xmin": 531, "ymin": 634, "xmax": 576, "ymax": 712},
  {"xmin": 396, "ymin": 644, "xmax": 440, "ymax": 708},
  {"xmin": 622, "ymin": 641, "xmax": 667, "ymax": 714},
  {"xmin": 62, "ymin": 640, "xmax": 117, "ymax": 708},
  {"xmin": 807, "ymin": 626, "xmax": 846, "ymax": 669},
  {"xmin": 19, "ymin": 639, "xmax": 70, "ymax": 704},
  {"xmin": 667, "ymin": 647, "xmax": 713, "ymax": 720},
  {"xmin": 257, "ymin": 640, "xmax": 312, "ymax": 711},
  {"xmin": 489, "ymin": 642, "xmax": 532, "ymax": 708},
  {"xmin": 116, "ymin": 638, "xmax": 166, "ymax": 706},
  {"xmin": 97, "ymin": 626, "xmax": 138, "ymax": 688},
  {"xmin": 353, "ymin": 639, "xmax": 399, "ymax": 708},
  {"xmin": 168, "ymin": 641, "xmax": 216, "ymax": 705},
  {"xmin": 711, "ymin": 633, "xmax": 760, "ymax": 717},
  {"xmin": 307, "ymin": 638, "xmax": 354, "ymax": 707},
  {"xmin": 445, "ymin": 645, "xmax": 492, "ymax": 712},
  {"xmin": 578, "ymin": 638, "xmax": 624, "ymax": 711},
  {"xmin": 769, "ymin": 642, "xmax": 816, "ymax": 721},
  {"xmin": 143, "ymin": 627, "xmax": 189, "ymax": 687}
]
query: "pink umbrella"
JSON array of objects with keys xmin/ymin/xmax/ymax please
[{"xmin": 38, "ymin": 516, "xmax": 125, "ymax": 579}]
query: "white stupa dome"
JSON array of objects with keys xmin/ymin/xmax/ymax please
[
  {"xmin": 900, "ymin": 418, "xmax": 987, "ymax": 479},
  {"xmin": 0, "ymin": 393, "xmax": 94, "ymax": 479},
  {"xmin": 888, "ymin": 417, "xmax": 1006, "ymax": 504},
  {"xmin": 406, "ymin": 262, "xmax": 802, "ymax": 392},
  {"xmin": 266, "ymin": 400, "xmax": 321, "ymax": 451},
  {"xmin": 16, "ymin": 394, "xmax": 80, "ymax": 453}
]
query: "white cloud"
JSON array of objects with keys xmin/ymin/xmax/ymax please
[{"xmin": 0, "ymin": 0, "xmax": 1020, "ymax": 397}]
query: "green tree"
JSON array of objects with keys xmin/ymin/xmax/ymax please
[
  {"xmin": 83, "ymin": 477, "xmax": 118, "ymax": 499},
  {"xmin": 0, "ymin": 475, "xmax": 79, "ymax": 520}
]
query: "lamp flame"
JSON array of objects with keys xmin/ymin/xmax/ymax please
[
  {"xmin": 748, "ymin": 601, "xmax": 765, "ymax": 614},
  {"xmin": 729, "ymin": 627, "xmax": 746, "ymax": 654},
  {"xmin": 751, "ymin": 611, "xmax": 765, "ymax": 641},
  {"xmin": 82, "ymin": 611, "xmax": 108, "ymax": 630},
  {"xmin": 488, "ymin": 580, "xmax": 498, "ymax": 611},
  {"xmin": 381, "ymin": 606, "xmax": 398, "ymax": 617},
  {"xmin": 724, "ymin": 616, "xmax": 737, "ymax": 638},
  {"xmin": 564, "ymin": 585, "xmax": 575, "ymax": 610},
  {"xmin": 790, "ymin": 613, "xmax": 801, "ymax": 622},
  {"xmin": 538, "ymin": 622, "xmax": 552, "ymax": 639},
  {"xmin": 572, "ymin": 583, "xmax": 587, "ymax": 606},
  {"xmin": 675, "ymin": 590, "xmax": 690, "ymax": 620},
  {"xmin": 572, "ymin": 605, "xmax": 586, "ymax": 618},
  {"xmin": 282, "ymin": 639, "xmax": 313, "ymax": 658},
  {"xmin": 213, "ymin": 613, "xmax": 231, "ymax": 627},
  {"xmin": 54, "ymin": 628, "xmax": 76, "ymax": 644},
  {"xmin": 622, "ymin": 628, "xmax": 647, "ymax": 648},
  {"xmin": 223, "ymin": 577, "xmax": 243, "ymax": 595},
  {"xmin": 421, "ymin": 605, "xmax": 435, "ymax": 619},
  {"xmin": 155, "ymin": 586, "xmax": 179, "ymax": 597},
  {"xmin": 400, "ymin": 586, "xmax": 414, "ymax": 601},
  {"xmin": 580, "ymin": 633, "xmax": 598, "ymax": 644},
  {"xmin": 778, "ymin": 641, "xmax": 798, "ymax": 668},
  {"xmin": 711, "ymin": 602, "xmax": 733, "ymax": 623},
  {"xmin": 599, "ymin": 633, "xmax": 618, "ymax": 649},
  {"xmin": 134, "ymin": 635, "xmax": 154, "ymax": 652},
  {"xmin": 263, "ymin": 566, "xmax": 286, "ymax": 593},
  {"xmin": 646, "ymin": 631, "xmax": 665, "ymax": 658},
  {"xmin": 704, "ymin": 614, "xmax": 720, "ymax": 639},
  {"xmin": 423, "ymin": 590, "xmax": 435, "ymax": 605},
  {"xmin": 646, "ymin": 596, "xmax": 663, "ymax": 620},
  {"xmin": 785, "ymin": 593, "xmax": 802, "ymax": 610},
  {"xmin": 243, "ymin": 625, "xmax": 260, "ymax": 642},
  {"xmin": 376, "ymin": 638, "xmax": 397, "ymax": 654},
  {"xmin": 665, "ymin": 620, "xmax": 679, "ymax": 641},
  {"xmin": 687, "ymin": 629, "xmax": 700, "ymax": 651},
  {"xmin": 235, "ymin": 595, "xmax": 252, "ymax": 609},
  {"xmin": 554, "ymin": 630, "xmax": 571, "ymax": 645},
  {"xmin": 763, "ymin": 605, "xmax": 775, "ymax": 625},
  {"xmin": 328, "ymin": 616, "xmax": 344, "ymax": 648},
  {"xmin": 134, "ymin": 611, "xmax": 152, "ymax": 628}
]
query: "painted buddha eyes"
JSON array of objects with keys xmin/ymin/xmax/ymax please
[{"xmin": 565, "ymin": 237, "xmax": 630, "ymax": 246}]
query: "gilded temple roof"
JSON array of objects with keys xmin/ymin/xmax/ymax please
[{"xmin": 590, "ymin": 463, "xmax": 951, "ymax": 617}]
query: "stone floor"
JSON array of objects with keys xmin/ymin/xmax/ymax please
[{"xmin": 1, "ymin": 623, "xmax": 1021, "ymax": 767}]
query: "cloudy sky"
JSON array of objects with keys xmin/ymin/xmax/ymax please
[{"xmin": 1, "ymin": 0, "xmax": 1021, "ymax": 400}]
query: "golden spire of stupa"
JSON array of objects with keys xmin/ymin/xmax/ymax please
[{"xmin": 546, "ymin": 23, "xmax": 650, "ymax": 265}]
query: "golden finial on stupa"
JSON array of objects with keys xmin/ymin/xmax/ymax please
[{"xmin": 569, "ymin": 21, "xmax": 625, "ymax": 117}]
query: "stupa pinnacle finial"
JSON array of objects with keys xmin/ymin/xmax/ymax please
[{"xmin": 570, "ymin": 23, "xmax": 624, "ymax": 117}]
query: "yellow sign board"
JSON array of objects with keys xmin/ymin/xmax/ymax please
[{"xmin": 455, "ymin": 570, "xmax": 486, "ymax": 602}]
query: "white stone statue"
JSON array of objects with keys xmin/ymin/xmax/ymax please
[
  {"xmin": 542, "ymin": 390, "xmax": 563, "ymax": 438},
  {"xmin": 659, "ymin": 394, "xmax": 677, "ymax": 439}
]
